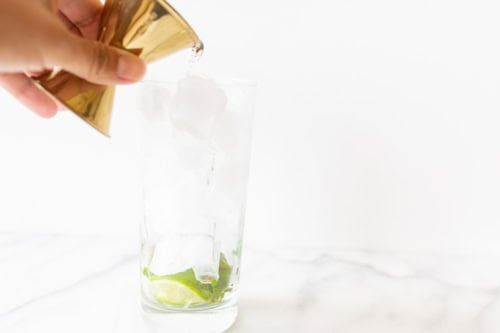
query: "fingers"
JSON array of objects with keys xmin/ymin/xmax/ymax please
[
  {"xmin": 57, "ymin": 0, "xmax": 103, "ymax": 39},
  {"xmin": 57, "ymin": 10, "xmax": 83, "ymax": 37},
  {"xmin": 0, "ymin": 73, "xmax": 57, "ymax": 118},
  {"xmin": 48, "ymin": 1, "xmax": 146, "ymax": 86},
  {"xmin": 56, "ymin": 33, "xmax": 146, "ymax": 86}
]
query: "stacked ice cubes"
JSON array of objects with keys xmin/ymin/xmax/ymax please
[{"xmin": 143, "ymin": 76, "xmax": 249, "ymax": 281}]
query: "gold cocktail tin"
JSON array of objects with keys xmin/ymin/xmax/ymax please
[{"xmin": 34, "ymin": 0, "xmax": 203, "ymax": 136}]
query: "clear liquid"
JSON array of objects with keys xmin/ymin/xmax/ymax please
[
  {"xmin": 193, "ymin": 41, "xmax": 204, "ymax": 61},
  {"xmin": 187, "ymin": 42, "xmax": 204, "ymax": 74}
]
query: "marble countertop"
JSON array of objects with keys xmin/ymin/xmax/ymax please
[{"xmin": 1, "ymin": 232, "xmax": 500, "ymax": 333}]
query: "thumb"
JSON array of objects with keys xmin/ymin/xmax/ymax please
[{"xmin": 56, "ymin": 32, "xmax": 146, "ymax": 85}]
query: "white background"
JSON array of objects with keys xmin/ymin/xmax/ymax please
[{"xmin": 1, "ymin": 0, "xmax": 500, "ymax": 254}]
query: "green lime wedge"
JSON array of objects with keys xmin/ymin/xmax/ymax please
[
  {"xmin": 150, "ymin": 279, "xmax": 210, "ymax": 306},
  {"xmin": 144, "ymin": 253, "xmax": 233, "ymax": 307}
]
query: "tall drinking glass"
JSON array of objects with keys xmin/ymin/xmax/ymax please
[{"xmin": 138, "ymin": 77, "xmax": 255, "ymax": 332}]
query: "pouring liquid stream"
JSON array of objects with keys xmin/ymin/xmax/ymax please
[{"xmin": 187, "ymin": 42, "xmax": 204, "ymax": 74}]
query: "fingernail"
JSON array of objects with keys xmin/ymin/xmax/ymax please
[{"xmin": 117, "ymin": 54, "xmax": 145, "ymax": 82}]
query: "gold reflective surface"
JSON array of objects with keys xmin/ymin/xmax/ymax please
[{"xmin": 34, "ymin": 0, "xmax": 203, "ymax": 136}]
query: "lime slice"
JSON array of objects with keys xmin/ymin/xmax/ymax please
[
  {"xmin": 148, "ymin": 268, "xmax": 213, "ymax": 306},
  {"xmin": 144, "ymin": 253, "xmax": 233, "ymax": 306},
  {"xmin": 150, "ymin": 277, "xmax": 208, "ymax": 306}
]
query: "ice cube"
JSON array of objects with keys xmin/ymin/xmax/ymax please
[
  {"xmin": 210, "ymin": 106, "xmax": 240, "ymax": 156},
  {"xmin": 214, "ymin": 161, "xmax": 248, "ymax": 203},
  {"xmin": 140, "ymin": 84, "xmax": 172, "ymax": 122},
  {"xmin": 144, "ymin": 171, "xmax": 212, "ymax": 236},
  {"xmin": 149, "ymin": 218, "xmax": 220, "ymax": 280},
  {"xmin": 172, "ymin": 128, "xmax": 214, "ymax": 175},
  {"xmin": 169, "ymin": 76, "xmax": 227, "ymax": 140}
]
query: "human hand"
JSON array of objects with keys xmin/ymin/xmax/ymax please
[{"xmin": 0, "ymin": 0, "xmax": 146, "ymax": 118}]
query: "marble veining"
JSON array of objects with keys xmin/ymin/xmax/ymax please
[{"xmin": 0, "ymin": 232, "xmax": 500, "ymax": 332}]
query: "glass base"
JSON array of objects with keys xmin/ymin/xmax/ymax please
[{"xmin": 141, "ymin": 296, "xmax": 238, "ymax": 333}]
